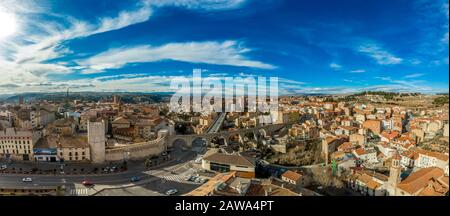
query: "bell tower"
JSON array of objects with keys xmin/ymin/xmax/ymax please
[{"xmin": 387, "ymin": 152, "xmax": 401, "ymax": 196}]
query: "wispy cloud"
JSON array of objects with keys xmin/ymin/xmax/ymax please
[
  {"xmin": 76, "ymin": 40, "xmax": 276, "ymax": 74},
  {"xmin": 0, "ymin": 1, "xmax": 155, "ymax": 86},
  {"xmin": 0, "ymin": 0, "xmax": 252, "ymax": 86},
  {"xmin": 357, "ymin": 42, "xmax": 402, "ymax": 65},
  {"xmin": 375, "ymin": 76, "xmax": 426, "ymax": 89},
  {"xmin": 349, "ymin": 69, "xmax": 366, "ymax": 73},
  {"xmin": 329, "ymin": 62, "xmax": 342, "ymax": 70},
  {"xmin": 145, "ymin": 0, "xmax": 247, "ymax": 10},
  {"xmin": 404, "ymin": 73, "xmax": 425, "ymax": 79}
]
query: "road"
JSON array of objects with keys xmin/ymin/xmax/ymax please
[
  {"xmin": 205, "ymin": 112, "xmax": 227, "ymax": 134},
  {"xmin": 0, "ymin": 146, "xmax": 199, "ymax": 195}
]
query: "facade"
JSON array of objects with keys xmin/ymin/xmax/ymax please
[
  {"xmin": 386, "ymin": 153, "xmax": 402, "ymax": 196},
  {"xmin": 349, "ymin": 133, "xmax": 365, "ymax": 146},
  {"xmin": 347, "ymin": 169, "xmax": 388, "ymax": 196},
  {"xmin": 0, "ymin": 128, "xmax": 41, "ymax": 161},
  {"xmin": 88, "ymin": 120, "xmax": 106, "ymax": 163},
  {"xmin": 412, "ymin": 147, "xmax": 449, "ymax": 170},
  {"xmin": 202, "ymin": 151, "xmax": 256, "ymax": 178},
  {"xmin": 33, "ymin": 135, "xmax": 59, "ymax": 162},
  {"xmin": 352, "ymin": 147, "xmax": 377, "ymax": 164},
  {"xmin": 281, "ymin": 170, "xmax": 303, "ymax": 186},
  {"xmin": 322, "ymin": 136, "xmax": 347, "ymax": 164},
  {"xmin": 57, "ymin": 136, "xmax": 91, "ymax": 162},
  {"xmin": 363, "ymin": 120, "xmax": 382, "ymax": 135}
]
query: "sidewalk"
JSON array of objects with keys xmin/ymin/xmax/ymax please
[
  {"xmin": 0, "ymin": 153, "xmax": 172, "ymax": 176},
  {"xmin": 0, "ymin": 161, "xmax": 130, "ymax": 176}
]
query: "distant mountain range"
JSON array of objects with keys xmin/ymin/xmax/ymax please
[{"xmin": 0, "ymin": 92, "xmax": 174, "ymax": 104}]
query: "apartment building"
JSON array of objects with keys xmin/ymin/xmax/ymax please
[{"xmin": 0, "ymin": 128, "xmax": 42, "ymax": 161}]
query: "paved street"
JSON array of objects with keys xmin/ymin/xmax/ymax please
[{"xmin": 0, "ymin": 146, "xmax": 200, "ymax": 196}]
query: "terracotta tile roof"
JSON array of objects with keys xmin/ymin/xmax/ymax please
[
  {"xmin": 354, "ymin": 147, "xmax": 367, "ymax": 155},
  {"xmin": 366, "ymin": 179, "xmax": 381, "ymax": 190},
  {"xmin": 281, "ymin": 170, "xmax": 302, "ymax": 182},
  {"xmin": 246, "ymin": 182, "xmax": 299, "ymax": 196},
  {"xmin": 397, "ymin": 167, "xmax": 448, "ymax": 196},
  {"xmin": 185, "ymin": 172, "xmax": 236, "ymax": 196},
  {"xmin": 338, "ymin": 142, "xmax": 354, "ymax": 152},
  {"xmin": 203, "ymin": 152, "xmax": 256, "ymax": 167},
  {"xmin": 381, "ymin": 130, "xmax": 400, "ymax": 140},
  {"xmin": 410, "ymin": 147, "xmax": 449, "ymax": 162}
]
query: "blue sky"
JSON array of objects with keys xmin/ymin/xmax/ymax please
[{"xmin": 0, "ymin": 0, "xmax": 448, "ymax": 94}]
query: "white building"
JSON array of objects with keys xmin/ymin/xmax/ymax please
[
  {"xmin": 412, "ymin": 148, "xmax": 449, "ymax": 171},
  {"xmin": 353, "ymin": 147, "xmax": 378, "ymax": 164},
  {"xmin": 0, "ymin": 128, "xmax": 42, "ymax": 161}
]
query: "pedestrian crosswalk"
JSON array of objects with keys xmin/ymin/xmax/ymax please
[
  {"xmin": 160, "ymin": 168, "xmax": 197, "ymax": 183},
  {"xmin": 70, "ymin": 188, "xmax": 90, "ymax": 196}
]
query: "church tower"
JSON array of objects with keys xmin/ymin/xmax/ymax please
[{"xmin": 387, "ymin": 152, "xmax": 402, "ymax": 196}]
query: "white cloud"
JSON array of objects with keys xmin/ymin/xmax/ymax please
[
  {"xmin": 0, "ymin": 2, "xmax": 155, "ymax": 86},
  {"xmin": 409, "ymin": 59, "xmax": 422, "ymax": 65},
  {"xmin": 329, "ymin": 62, "xmax": 342, "ymax": 70},
  {"xmin": 357, "ymin": 43, "xmax": 403, "ymax": 65},
  {"xmin": 441, "ymin": 32, "xmax": 449, "ymax": 44},
  {"xmin": 0, "ymin": 0, "xmax": 251, "ymax": 87},
  {"xmin": 144, "ymin": 0, "xmax": 246, "ymax": 10},
  {"xmin": 404, "ymin": 73, "xmax": 425, "ymax": 78},
  {"xmin": 76, "ymin": 40, "xmax": 276, "ymax": 73},
  {"xmin": 349, "ymin": 69, "xmax": 366, "ymax": 73}
]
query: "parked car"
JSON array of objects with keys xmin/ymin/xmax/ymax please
[
  {"xmin": 130, "ymin": 176, "xmax": 141, "ymax": 182},
  {"xmin": 110, "ymin": 166, "xmax": 117, "ymax": 172},
  {"xmin": 103, "ymin": 167, "xmax": 110, "ymax": 173},
  {"xmin": 22, "ymin": 177, "xmax": 32, "ymax": 182},
  {"xmin": 188, "ymin": 176, "xmax": 197, "ymax": 182},
  {"xmin": 194, "ymin": 157, "xmax": 202, "ymax": 164},
  {"xmin": 161, "ymin": 152, "xmax": 168, "ymax": 156},
  {"xmin": 0, "ymin": 165, "xmax": 7, "ymax": 170},
  {"xmin": 165, "ymin": 188, "xmax": 178, "ymax": 196}
]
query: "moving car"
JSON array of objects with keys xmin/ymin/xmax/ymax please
[
  {"xmin": 82, "ymin": 180, "xmax": 94, "ymax": 186},
  {"xmin": 165, "ymin": 188, "xmax": 178, "ymax": 196},
  {"xmin": 22, "ymin": 177, "xmax": 32, "ymax": 182},
  {"xmin": 130, "ymin": 176, "xmax": 141, "ymax": 182}
]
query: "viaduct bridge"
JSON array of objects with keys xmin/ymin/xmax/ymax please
[{"xmin": 168, "ymin": 123, "xmax": 287, "ymax": 148}]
